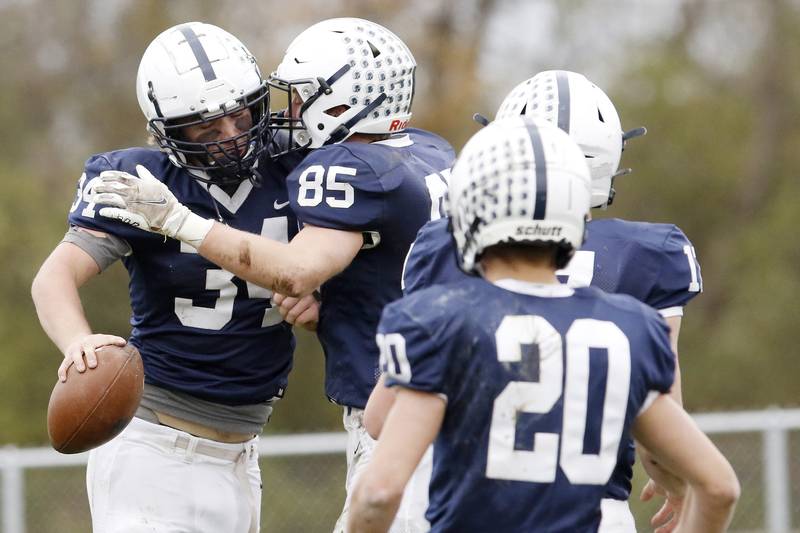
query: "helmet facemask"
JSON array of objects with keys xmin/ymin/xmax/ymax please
[
  {"xmin": 266, "ymin": 64, "xmax": 361, "ymax": 156},
  {"xmin": 148, "ymin": 82, "xmax": 271, "ymax": 187}
]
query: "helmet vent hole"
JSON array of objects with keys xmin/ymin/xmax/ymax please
[
  {"xmin": 367, "ymin": 40, "xmax": 381, "ymax": 58},
  {"xmin": 598, "ymin": 109, "xmax": 605, "ymax": 122}
]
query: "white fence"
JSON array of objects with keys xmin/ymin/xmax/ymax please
[{"xmin": 1, "ymin": 409, "xmax": 798, "ymax": 533}]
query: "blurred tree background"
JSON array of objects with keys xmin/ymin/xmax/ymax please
[
  {"xmin": 2, "ymin": 0, "xmax": 798, "ymax": 451},
  {"xmin": 0, "ymin": 0, "xmax": 798, "ymax": 529}
]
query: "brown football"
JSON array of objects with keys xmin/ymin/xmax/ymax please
[{"xmin": 47, "ymin": 344, "xmax": 144, "ymax": 454}]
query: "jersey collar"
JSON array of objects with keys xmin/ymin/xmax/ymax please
[
  {"xmin": 191, "ymin": 178, "xmax": 254, "ymax": 214},
  {"xmin": 372, "ymin": 133, "xmax": 413, "ymax": 148},
  {"xmin": 493, "ymin": 278, "xmax": 574, "ymax": 298}
]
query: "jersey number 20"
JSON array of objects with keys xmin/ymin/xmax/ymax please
[{"xmin": 487, "ymin": 315, "xmax": 631, "ymax": 485}]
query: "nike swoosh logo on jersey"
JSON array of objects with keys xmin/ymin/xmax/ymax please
[{"xmin": 274, "ymin": 200, "xmax": 290, "ymax": 210}]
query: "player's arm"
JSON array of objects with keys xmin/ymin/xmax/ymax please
[
  {"xmin": 31, "ymin": 229, "xmax": 127, "ymax": 381},
  {"xmin": 363, "ymin": 374, "xmax": 397, "ymax": 439},
  {"xmin": 637, "ymin": 314, "xmax": 685, "ymax": 533},
  {"xmin": 664, "ymin": 314, "xmax": 683, "ymax": 405},
  {"xmin": 632, "ymin": 395, "xmax": 739, "ymax": 533},
  {"xmin": 651, "ymin": 224, "xmax": 701, "ymax": 405},
  {"xmin": 94, "ymin": 165, "xmax": 363, "ymax": 297},
  {"xmin": 348, "ymin": 388, "xmax": 445, "ymax": 533},
  {"xmin": 198, "ymin": 222, "xmax": 362, "ymax": 297}
]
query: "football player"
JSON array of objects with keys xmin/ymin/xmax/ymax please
[
  {"xmin": 93, "ymin": 18, "xmax": 455, "ymax": 533},
  {"xmin": 348, "ymin": 116, "xmax": 738, "ymax": 533},
  {"xmin": 367, "ymin": 70, "xmax": 703, "ymax": 532},
  {"xmin": 31, "ymin": 22, "xmax": 300, "ymax": 533}
]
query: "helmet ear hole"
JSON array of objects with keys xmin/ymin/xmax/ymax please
[{"xmin": 324, "ymin": 105, "xmax": 350, "ymax": 117}]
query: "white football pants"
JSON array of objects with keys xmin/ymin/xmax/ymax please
[
  {"xmin": 86, "ymin": 417, "xmax": 261, "ymax": 533},
  {"xmin": 599, "ymin": 498, "xmax": 637, "ymax": 533},
  {"xmin": 333, "ymin": 407, "xmax": 432, "ymax": 533}
]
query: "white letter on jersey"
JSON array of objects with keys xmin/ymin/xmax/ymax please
[
  {"xmin": 486, "ymin": 316, "xmax": 563, "ymax": 483},
  {"xmin": 245, "ymin": 217, "xmax": 290, "ymax": 327},
  {"xmin": 326, "ymin": 166, "xmax": 356, "ymax": 208},
  {"xmin": 424, "ymin": 169, "xmax": 451, "ymax": 220},
  {"xmin": 683, "ymin": 245, "xmax": 702, "ymax": 292},
  {"xmin": 297, "ymin": 165, "xmax": 325, "ymax": 207},
  {"xmin": 175, "ymin": 217, "xmax": 289, "ymax": 330},
  {"xmin": 297, "ymin": 166, "xmax": 356, "ymax": 209},
  {"xmin": 70, "ymin": 173, "xmax": 103, "ymax": 219},
  {"xmin": 175, "ymin": 270, "xmax": 237, "ymax": 330},
  {"xmin": 486, "ymin": 315, "xmax": 632, "ymax": 486},
  {"xmin": 560, "ymin": 319, "xmax": 630, "ymax": 484},
  {"xmin": 556, "ymin": 250, "xmax": 595, "ymax": 287},
  {"xmin": 377, "ymin": 333, "xmax": 411, "ymax": 383}
]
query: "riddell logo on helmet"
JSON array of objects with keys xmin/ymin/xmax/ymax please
[
  {"xmin": 389, "ymin": 119, "xmax": 409, "ymax": 131},
  {"xmin": 515, "ymin": 225, "xmax": 563, "ymax": 237}
]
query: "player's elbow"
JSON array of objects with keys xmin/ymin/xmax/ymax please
[
  {"xmin": 696, "ymin": 463, "xmax": 740, "ymax": 512},
  {"xmin": 31, "ymin": 266, "xmax": 53, "ymax": 305},
  {"xmin": 705, "ymin": 473, "xmax": 740, "ymax": 509},
  {"xmin": 271, "ymin": 267, "xmax": 320, "ymax": 298},
  {"xmin": 349, "ymin": 478, "xmax": 403, "ymax": 532},
  {"xmin": 358, "ymin": 481, "xmax": 403, "ymax": 513}
]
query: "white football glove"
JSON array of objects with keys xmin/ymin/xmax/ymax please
[{"xmin": 94, "ymin": 165, "xmax": 214, "ymax": 248}]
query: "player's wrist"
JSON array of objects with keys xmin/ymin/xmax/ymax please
[{"xmin": 168, "ymin": 208, "xmax": 214, "ymax": 249}]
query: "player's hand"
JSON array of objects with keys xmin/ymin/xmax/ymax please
[
  {"xmin": 94, "ymin": 165, "xmax": 213, "ymax": 247},
  {"xmin": 273, "ymin": 292, "xmax": 319, "ymax": 331},
  {"xmin": 59, "ymin": 334, "xmax": 127, "ymax": 382},
  {"xmin": 640, "ymin": 478, "xmax": 684, "ymax": 533}
]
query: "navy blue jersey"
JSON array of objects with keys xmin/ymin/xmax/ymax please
[
  {"xmin": 558, "ymin": 218, "xmax": 703, "ymax": 315},
  {"xmin": 401, "ymin": 216, "xmax": 701, "ymax": 501},
  {"xmin": 69, "ymin": 147, "xmax": 298, "ymax": 405},
  {"xmin": 404, "ymin": 217, "xmax": 702, "ymax": 312},
  {"xmin": 379, "ymin": 278, "xmax": 675, "ymax": 533},
  {"xmin": 401, "ymin": 218, "xmax": 469, "ymax": 295},
  {"xmin": 287, "ymin": 128, "xmax": 454, "ymax": 408}
]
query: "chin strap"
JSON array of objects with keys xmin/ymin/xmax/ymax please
[{"xmin": 298, "ymin": 64, "xmax": 352, "ymax": 118}]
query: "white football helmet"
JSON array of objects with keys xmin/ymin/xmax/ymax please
[
  {"xmin": 450, "ymin": 117, "xmax": 591, "ymax": 273},
  {"xmin": 269, "ymin": 18, "xmax": 416, "ymax": 150},
  {"xmin": 496, "ymin": 70, "xmax": 625, "ymax": 208},
  {"xmin": 136, "ymin": 22, "xmax": 270, "ymax": 185}
]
